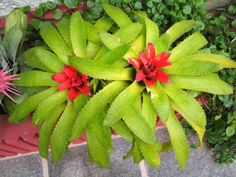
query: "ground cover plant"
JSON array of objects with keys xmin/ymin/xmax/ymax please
[{"xmin": 6, "ymin": 2, "xmax": 236, "ymax": 169}]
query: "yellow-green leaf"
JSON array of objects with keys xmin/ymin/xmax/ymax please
[
  {"xmin": 165, "ymin": 111, "xmax": 189, "ymax": 169},
  {"xmin": 163, "ymin": 82, "xmax": 206, "ymax": 128},
  {"xmin": 144, "ymin": 17, "xmax": 159, "ymax": 46},
  {"xmin": 39, "ymin": 103, "xmax": 66, "ymax": 158},
  {"xmin": 70, "ymin": 12, "xmax": 87, "ymax": 58},
  {"xmin": 14, "ymin": 71, "xmax": 57, "ymax": 87},
  {"xmin": 32, "ymin": 90, "xmax": 68, "ymax": 125},
  {"xmin": 104, "ymin": 82, "xmax": 145, "ymax": 126},
  {"xmin": 164, "ymin": 60, "xmax": 222, "ymax": 76},
  {"xmin": 112, "ymin": 120, "xmax": 133, "ymax": 142},
  {"xmin": 168, "ymin": 33, "xmax": 208, "ymax": 62},
  {"xmin": 171, "ymin": 74, "xmax": 233, "ymax": 95},
  {"xmin": 180, "ymin": 53, "xmax": 236, "ymax": 68},
  {"xmin": 8, "ymin": 87, "xmax": 56, "ymax": 122},
  {"xmin": 102, "ymin": 4, "xmax": 132, "ymax": 27},
  {"xmin": 40, "ymin": 22, "xmax": 72, "ymax": 64},
  {"xmin": 51, "ymin": 102, "xmax": 77, "ymax": 162},
  {"xmin": 69, "ymin": 57, "xmax": 132, "ymax": 81},
  {"xmin": 70, "ymin": 81, "xmax": 129, "ymax": 140}
]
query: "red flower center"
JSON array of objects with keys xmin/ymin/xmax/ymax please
[
  {"xmin": 128, "ymin": 43, "xmax": 172, "ymax": 87},
  {"xmin": 52, "ymin": 65, "xmax": 91, "ymax": 101}
]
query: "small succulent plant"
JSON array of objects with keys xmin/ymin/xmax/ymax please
[
  {"xmin": 9, "ymin": 4, "xmax": 236, "ymax": 169},
  {"xmin": 0, "ymin": 9, "xmax": 27, "ymax": 104}
]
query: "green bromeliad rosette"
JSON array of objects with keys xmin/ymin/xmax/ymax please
[{"xmin": 9, "ymin": 4, "xmax": 236, "ymax": 168}]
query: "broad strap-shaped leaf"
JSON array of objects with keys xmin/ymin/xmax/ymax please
[
  {"xmin": 180, "ymin": 53, "xmax": 236, "ymax": 68},
  {"xmin": 130, "ymin": 34, "xmax": 145, "ymax": 55},
  {"xmin": 104, "ymin": 82, "xmax": 145, "ymax": 126},
  {"xmin": 141, "ymin": 92, "xmax": 157, "ymax": 131},
  {"xmin": 22, "ymin": 47, "xmax": 63, "ymax": 73},
  {"xmin": 102, "ymin": 4, "xmax": 132, "ymax": 27},
  {"xmin": 56, "ymin": 16, "xmax": 73, "ymax": 50},
  {"xmin": 86, "ymin": 42, "xmax": 100, "ymax": 59},
  {"xmin": 163, "ymin": 82, "xmax": 206, "ymax": 129},
  {"xmin": 170, "ymin": 74, "xmax": 233, "ymax": 95},
  {"xmin": 137, "ymin": 138, "xmax": 161, "ymax": 166},
  {"xmin": 164, "ymin": 20, "xmax": 195, "ymax": 47},
  {"xmin": 94, "ymin": 46, "xmax": 109, "ymax": 61},
  {"xmin": 168, "ymin": 33, "xmax": 208, "ymax": 62},
  {"xmin": 40, "ymin": 22, "xmax": 72, "ymax": 64},
  {"xmin": 112, "ymin": 120, "xmax": 133, "ymax": 142},
  {"xmin": 86, "ymin": 127, "xmax": 110, "ymax": 168},
  {"xmin": 98, "ymin": 44, "xmax": 130, "ymax": 64},
  {"xmin": 164, "ymin": 60, "xmax": 222, "ymax": 76},
  {"xmin": 87, "ymin": 110, "xmax": 112, "ymax": 152},
  {"xmin": 70, "ymin": 12, "xmax": 87, "ymax": 58},
  {"xmin": 95, "ymin": 17, "xmax": 113, "ymax": 31},
  {"xmin": 115, "ymin": 23, "xmax": 143, "ymax": 44},
  {"xmin": 99, "ymin": 31, "xmax": 124, "ymax": 49},
  {"xmin": 14, "ymin": 71, "xmax": 57, "ymax": 87},
  {"xmin": 85, "ymin": 22, "xmax": 102, "ymax": 45},
  {"xmin": 144, "ymin": 16, "xmax": 159, "ymax": 47},
  {"xmin": 9, "ymin": 87, "xmax": 56, "ymax": 122},
  {"xmin": 70, "ymin": 81, "xmax": 129, "ymax": 140},
  {"xmin": 51, "ymin": 102, "xmax": 77, "ymax": 163},
  {"xmin": 149, "ymin": 82, "xmax": 170, "ymax": 123},
  {"xmin": 165, "ymin": 111, "xmax": 189, "ymax": 170},
  {"xmin": 32, "ymin": 90, "xmax": 68, "ymax": 125},
  {"xmin": 122, "ymin": 106, "xmax": 156, "ymax": 144},
  {"xmin": 73, "ymin": 94, "xmax": 89, "ymax": 114},
  {"xmin": 39, "ymin": 103, "xmax": 66, "ymax": 158},
  {"xmin": 124, "ymin": 140, "xmax": 143, "ymax": 163},
  {"xmin": 171, "ymin": 101, "xmax": 205, "ymax": 146},
  {"xmin": 69, "ymin": 57, "xmax": 132, "ymax": 81}
]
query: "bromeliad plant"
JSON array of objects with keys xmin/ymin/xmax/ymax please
[{"xmin": 9, "ymin": 4, "xmax": 236, "ymax": 169}]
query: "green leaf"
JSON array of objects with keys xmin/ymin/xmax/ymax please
[
  {"xmin": 183, "ymin": 5, "xmax": 192, "ymax": 15},
  {"xmin": 86, "ymin": 128, "xmax": 110, "ymax": 168},
  {"xmin": 70, "ymin": 12, "xmax": 87, "ymax": 58},
  {"xmin": 39, "ymin": 104, "xmax": 66, "ymax": 158},
  {"xmin": 86, "ymin": 42, "xmax": 100, "ymax": 59},
  {"xmin": 56, "ymin": 16, "xmax": 73, "ymax": 50},
  {"xmin": 104, "ymin": 82, "xmax": 145, "ymax": 126},
  {"xmin": 73, "ymin": 94, "xmax": 89, "ymax": 114},
  {"xmin": 163, "ymin": 82, "xmax": 206, "ymax": 129},
  {"xmin": 149, "ymin": 82, "xmax": 170, "ymax": 123},
  {"xmin": 69, "ymin": 57, "xmax": 132, "ymax": 81},
  {"xmin": 144, "ymin": 16, "xmax": 159, "ymax": 46},
  {"xmin": 94, "ymin": 46, "xmax": 109, "ymax": 60},
  {"xmin": 70, "ymin": 81, "xmax": 129, "ymax": 140},
  {"xmin": 51, "ymin": 102, "xmax": 77, "ymax": 163},
  {"xmin": 164, "ymin": 61, "xmax": 222, "ymax": 76},
  {"xmin": 165, "ymin": 111, "xmax": 189, "ymax": 170},
  {"xmin": 98, "ymin": 44, "xmax": 130, "ymax": 64},
  {"xmin": 99, "ymin": 31, "xmax": 124, "ymax": 49},
  {"xmin": 124, "ymin": 141, "xmax": 143, "ymax": 163},
  {"xmin": 112, "ymin": 120, "xmax": 133, "ymax": 142},
  {"xmin": 137, "ymin": 139, "xmax": 161, "ymax": 166},
  {"xmin": 87, "ymin": 110, "xmax": 112, "ymax": 151},
  {"xmin": 102, "ymin": 4, "xmax": 132, "ymax": 27},
  {"xmin": 171, "ymin": 101, "xmax": 205, "ymax": 146},
  {"xmin": 180, "ymin": 53, "xmax": 236, "ymax": 68},
  {"xmin": 40, "ymin": 22, "xmax": 72, "ymax": 64},
  {"xmin": 85, "ymin": 22, "xmax": 102, "ymax": 45},
  {"xmin": 95, "ymin": 17, "xmax": 113, "ymax": 31},
  {"xmin": 158, "ymin": 20, "xmax": 195, "ymax": 51},
  {"xmin": 8, "ymin": 87, "xmax": 56, "ymax": 122},
  {"xmin": 32, "ymin": 90, "xmax": 68, "ymax": 125},
  {"xmin": 22, "ymin": 47, "xmax": 63, "ymax": 73},
  {"xmin": 168, "ymin": 33, "xmax": 208, "ymax": 62},
  {"xmin": 14, "ymin": 71, "xmax": 57, "ymax": 87},
  {"xmin": 115, "ymin": 23, "xmax": 143, "ymax": 44},
  {"xmin": 226, "ymin": 126, "xmax": 235, "ymax": 137},
  {"xmin": 53, "ymin": 8, "xmax": 63, "ymax": 20},
  {"xmin": 141, "ymin": 92, "xmax": 157, "ymax": 131},
  {"xmin": 123, "ymin": 106, "xmax": 156, "ymax": 144},
  {"xmin": 170, "ymin": 74, "xmax": 233, "ymax": 95}
]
